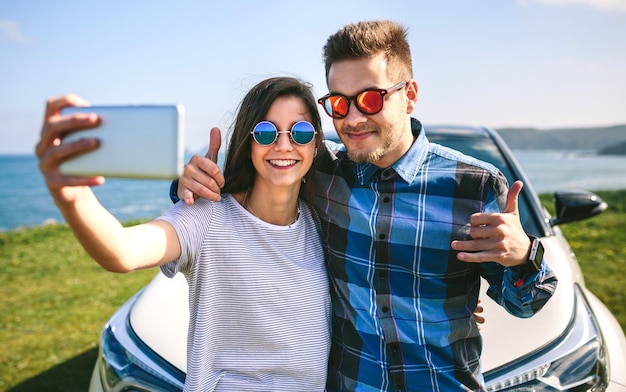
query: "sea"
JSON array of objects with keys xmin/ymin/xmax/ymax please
[{"xmin": 2, "ymin": 150, "xmax": 626, "ymax": 232}]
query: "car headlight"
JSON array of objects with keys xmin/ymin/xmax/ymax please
[
  {"xmin": 98, "ymin": 294, "xmax": 185, "ymax": 392},
  {"xmin": 485, "ymin": 285, "xmax": 608, "ymax": 391}
]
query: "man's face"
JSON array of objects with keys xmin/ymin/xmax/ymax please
[{"xmin": 326, "ymin": 53, "xmax": 417, "ymax": 168}]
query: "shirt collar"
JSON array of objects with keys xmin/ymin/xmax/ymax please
[{"xmin": 353, "ymin": 118, "xmax": 428, "ymax": 185}]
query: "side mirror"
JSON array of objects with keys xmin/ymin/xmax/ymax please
[{"xmin": 549, "ymin": 190, "xmax": 607, "ymax": 226}]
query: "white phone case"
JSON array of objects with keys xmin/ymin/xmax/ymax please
[{"xmin": 59, "ymin": 105, "xmax": 184, "ymax": 179}]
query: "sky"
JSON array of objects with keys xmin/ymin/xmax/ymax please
[{"xmin": 1, "ymin": 0, "xmax": 625, "ymax": 154}]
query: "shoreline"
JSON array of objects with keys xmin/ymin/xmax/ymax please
[{"xmin": 3, "ymin": 188, "xmax": 626, "ymax": 234}]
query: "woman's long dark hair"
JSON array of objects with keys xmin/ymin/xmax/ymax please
[{"xmin": 222, "ymin": 77, "xmax": 323, "ymax": 200}]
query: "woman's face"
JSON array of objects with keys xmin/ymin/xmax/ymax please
[{"xmin": 250, "ymin": 96, "xmax": 316, "ymax": 191}]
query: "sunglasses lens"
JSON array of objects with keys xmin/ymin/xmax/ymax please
[
  {"xmin": 324, "ymin": 96, "xmax": 349, "ymax": 119},
  {"xmin": 356, "ymin": 90, "xmax": 384, "ymax": 114},
  {"xmin": 291, "ymin": 121, "xmax": 316, "ymax": 144},
  {"xmin": 252, "ymin": 121, "xmax": 277, "ymax": 145},
  {"xmin": 321, "ymin": 90, "xmax": 385, "ymax": 118}
]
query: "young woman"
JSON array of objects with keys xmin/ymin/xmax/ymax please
[{"xmin": 36, "ymin": 77, "xmax": 330, "ymax": 391}]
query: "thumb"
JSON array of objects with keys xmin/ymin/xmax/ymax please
[
  {"xmin": 504, "ymin": 180, "xmax": 523, "ymax": 214},
  {"xmin": 206, "ymin": 127, "xmax": 222, "ymax": 163}
]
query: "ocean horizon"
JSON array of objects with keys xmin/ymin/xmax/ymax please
[
  {"xmin": 1, "ymin": 154, "xmax": 174, "ymax": 232},
  {"xmin": 2, "ymin": 150, "xmax": 626, "ymax": 232}
]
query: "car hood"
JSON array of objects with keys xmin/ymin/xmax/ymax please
[
  {"xmin": 129, "ymin": 235, "xmax": 577, "ymax": 374},
  {"xmin": 130, "ymin": 272, "xmax": 190, "ymax": 372},
  {"xmin": 479, "ymin": 235, "xmax": 576, "ymax": 371}
]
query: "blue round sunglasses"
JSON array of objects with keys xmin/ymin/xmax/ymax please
[{"xmin": 250, "ymin": 121, "xmax": 317, "ymax": 146}]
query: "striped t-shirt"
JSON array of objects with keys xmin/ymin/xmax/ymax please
[{"xmin": 158, "ymin": 194, "xmax": 330, "ymax": 392}]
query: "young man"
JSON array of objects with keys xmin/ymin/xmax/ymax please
[{"xmin": 175, "ymin": 20, "xmax": 557, "ymax": 391}]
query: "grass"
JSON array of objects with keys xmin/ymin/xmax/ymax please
[
  {"xmin": 1, "ymin": 190, "xmax": 625, "ymax": 390},
  {"xmin": 0, "ymin": 221, "xmax": 155, "ymax": 391}
]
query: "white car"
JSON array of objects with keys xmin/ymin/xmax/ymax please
[{"xmin": 89, "ymin": 125, "xmax": 626, "ymax": 391}]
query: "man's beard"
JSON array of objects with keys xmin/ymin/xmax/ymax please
[
  {"xmin": 343, "ymin": 123, "xmax": 403, "ymax": 165},
  {"xmin": 347, "ymin": 144, "xmax": 386, "ymax": 164}
]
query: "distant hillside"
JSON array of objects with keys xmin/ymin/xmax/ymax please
[
  {"xmin": 599, "ymin": 140, "xmax": 626, "ymax": 155},
  {"xmin": 495, "ymin": 125, "xmax": 626, "ymax": 153}
]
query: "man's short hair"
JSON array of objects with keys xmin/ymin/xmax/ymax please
[{"xmin": 323, "ymin": 20, "xmax": 413, "ymax": 83}]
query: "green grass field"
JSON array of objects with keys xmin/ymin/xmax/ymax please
[
  {"xmin": 1, "ymin": 190, "xmax": 625, "ymax": 391},
  {"xmin": 0, "ymin": 220, "xmax": 156, "ymax": 391}
]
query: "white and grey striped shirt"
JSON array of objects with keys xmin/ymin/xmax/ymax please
[{"xmin": 159, "ymin": 194, "xmax": 330, "ymax": 391}]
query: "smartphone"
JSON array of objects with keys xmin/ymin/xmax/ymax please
[{"xmin": 59, "ymin": 105, "xmax": 184, "ymax": 180}]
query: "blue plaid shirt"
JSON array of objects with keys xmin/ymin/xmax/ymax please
[{"xmin": 313, "ymin": 119, "xmax": 557, "ymax": 391}]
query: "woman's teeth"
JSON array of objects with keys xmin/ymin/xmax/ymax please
[{"xmin": 269, "ymin": 159, "xmax": 296, "ymax": 167}]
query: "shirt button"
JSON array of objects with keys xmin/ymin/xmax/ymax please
[
  {"xmin": 383, "ymin": 196, "xmax": 391, "ymax": 203},
  {"xmin": 382, "ymin": 306, "xmax": 389, "ymax": 313},
  {"xmin": 379, "ymin": 233, "xmax": 386, "ymax": 240},
  {"xmin": 379, "ymin": 271, "xmax": 387, "ymax": 279}
]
